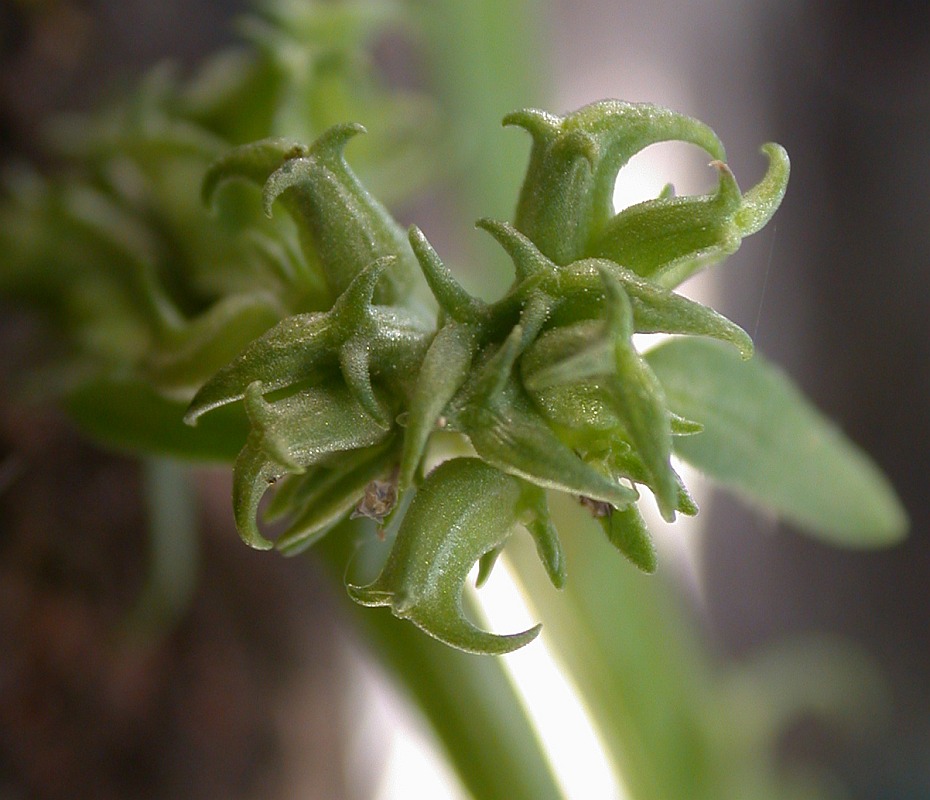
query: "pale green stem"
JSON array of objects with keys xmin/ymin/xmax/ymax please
[{"xmin": 128, "ymin": 457, "xmax": 200, "ymax": 637}]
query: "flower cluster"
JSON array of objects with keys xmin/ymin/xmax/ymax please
[{"xmin": 187, "ymin": 100, "xmax": 789, "ymax": 654}]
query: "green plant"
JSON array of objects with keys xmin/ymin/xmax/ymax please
[{"xmin": 1, "ymin": 2, "xmax": 908, "ymax": 797}]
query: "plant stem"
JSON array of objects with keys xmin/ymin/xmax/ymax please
[
  {"xmin": 315, "ymin": 527, "xmax": 563, "ymax": 800},
  {"xmin": 128, "ymin": 458, "xmax": 200, "ymax": 638}
]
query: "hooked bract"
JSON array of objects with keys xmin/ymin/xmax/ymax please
[{"xmin": 348, "ymin": 458, "xmax": 564, "ymax": 655}]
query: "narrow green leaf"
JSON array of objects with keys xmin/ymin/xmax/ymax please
[
  {"xmin": 65, "ymin": 378, "xmax": 247, "ymax": 463},
  {"xmin": 647, "ymin": 338, "xmax": 908, "ymax": 546}
]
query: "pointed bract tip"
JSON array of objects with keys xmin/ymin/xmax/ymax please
[{"xmin": 502, "ymin": 108, "xmax": 561, "ymax": 136}]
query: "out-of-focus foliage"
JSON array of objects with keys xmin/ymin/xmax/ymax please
[{"xmin": 0, "ymin": 0, "xmax": 439, "ymax": 422}]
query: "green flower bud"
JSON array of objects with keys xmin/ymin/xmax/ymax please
[
  {"xmin": 185, "ymin": 256, "xmax": 431, "ymax": 426},
  {"xmin": 521, "ymin": 270, "xmax": 678, "ymax": 519},
  {"xmin": 203, "ymin": 125, "xmax": 418, "ymax": 304},
  {"xmin": 233, "ymin": 380, "xmax": 391, "ymax": 549},
  {"xmin": 506, "ymin": 100, "xmax": 725, "ymax": 265},
  {"xmin": 482, "ymin": 220, "xmax": 753, "ymax": 356},
  {"xmin": 348, "ymin": 458, "xmax": 562, "ymax": 655},
  {"xmin": 449, "ymin": 324, "xmax": 638, "ymax": 508},
  {"xmin": 274, "ymin": 440, "xmax": 402, "ymax": 556}
]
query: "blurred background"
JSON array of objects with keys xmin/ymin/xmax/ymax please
[{"xmin": 1, "ymin": 1, "xmax": 927, "ymax": 798}]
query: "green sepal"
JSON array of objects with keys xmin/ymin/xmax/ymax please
[
  {"xmin": 347, "ymin": 458, "xmax": 542, "ymax": 655},
  {"xmin": 409, "ymin": 225, "xmax": 490, "ymax": 324},
  {"xmin": 521, "ymin": 324, "xmax": 614, "ymax": 391},
  {"xmin": 589, "ymin": 445, "xmax": 699, "ymax": 518},
  {"xmin": 452, "ymin": 326, "xmax": 638, "ymax": 509},
  {"xmin": 185, "ymin": 312, "xmax": 334, "ymax": 423},
  {"xmin": 596, "ymin": 503, "xmax": 657, "ymax": 574},
  {"xmin": 232, "ymin": 380, "xmax": 391, "ymax": 549},
  {"xmin": 670, "ymin": 413, "xmax": 703, "ymax": 436},
  {"xmin": 264, "ymin": 439, "xmax": 393, "ymax": 522},
  {"xmin": 475, "ymin": 546, "xmax": 504, "ymax": 588},
  {"xmin": 523, "ymin": 381, "xmax": 622, "ymax": 435},
  {"xmin": 585, "ymin": 160, "xmax": 742, "ymax": 287},
  {"xmin": 587, "ymin": 146, "xmax": 789, "ymax": 288},
  {"xmin": 506, "ymin": 100, "xmax": 725, "ymax": 265},
  {"xmin": 734, "ymin": 143, "xmax": 791, "ymax": 236},
  {"xmin": 580, "ymin": 259, "xmax": 753, "ymax": 357},
  {"xmin": 262, "ymin": 470, "xmax": 315, "ymax": 525},
  {"xmin": 260, "ymin": 123, "xmax": 417, "ymax": 303},
  {"xmin": 275, "ymin": 440, "xmax": 401, "ymax": 556},
  {"xmin": 476, "ymin": 483, "xmax": 566, "ymax": 591},
  {"xmin": 201, "ymin": 137, "xmax": 309, "ymax": 208},
  {"xmin": 185, "ymin": 256, "xmax": 431, "ymax": 424},
  {"xmin": 521, "ymin": 271, "xmax": 677, "ymax": 518},
  {"xmin": 503, "ymin": 108, "xmax": 596, "ymax": 265},
  {"xmin": 398, "ymin": 321, "xmax": 479, "ymax": 493},
  {"xmin": 593, "ymin": 273, "xmax": 677, "ymax": 519},
  {"xmin": 520, "ymin": 484, "xmax": 567, "ymax": 589},
  {"xmin": 523, "ymin": 339, "xmax": 697, "ymax": 443},
  {"xmin": 476, "ymin": 217, "xmax": 558, "ymax": 284},
  {"xmin": 203, "ymin": 125, "xmax": 417, "ymax": 304},
  {"xmin": 482, "ymin": 222, "xmax": 753, "ymax": 357}
]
